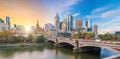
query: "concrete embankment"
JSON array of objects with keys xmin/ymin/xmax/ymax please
[{"xmin": 0, "ymin": 43, "xmax": 44, "ymax": 47}]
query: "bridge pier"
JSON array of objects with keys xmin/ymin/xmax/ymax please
[
  {"xmin": 73, "ymin": 40, "xmax": 79, "ymax": 53},
  {"xmin": 54, "ymin": 39, "xmax": 59, "ymax": 48},
  {"xmin": 73, "ymin": 47, "xmax": 79, "ymax": 53},
  {"xmin": 54, "ymin": 43, "xmax": 63, "ymax": 48}
]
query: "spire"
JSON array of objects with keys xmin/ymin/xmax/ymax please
[
  {"xmin": 37, "ymin": 20, "xmax": 39, "ymax": 25},
  {"xmin": 55, "ymin": 12, "xmax": 59, "ymax": 19},
  {"xmin": 36, "ymin": 19, "xmax": 40, "ymax": 34}
]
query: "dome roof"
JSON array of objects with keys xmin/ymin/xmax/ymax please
[{"xmin": 0, "ymin": 18, "xmax": 4, "ymax": 23}]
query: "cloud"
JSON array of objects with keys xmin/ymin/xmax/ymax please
[
  {"xmin": 98, "ymin": 17, "xmax": 120, "ymax": 34},
  {"xmin": 99, "ymin": 26, "xmax": 120, "ymax": 34},
  {"xmin": 73, "ymin": 13, "xmax": 80, "ymax": 17},
  {"xmin": 43, "ymin": 0, "xmax": 82, "ymax": 12},
  {"xmin": 91, "ymin": 6, "xmax": 111, "ymax": 14},
  {"xmin": 101, "ymin": 9, "xmax": 120, "ymax": 18},
  {"xmin": 86, "ymin": 8, "xmax": 120, "ymax": 19},
  {"xmin": 85, "ymin": 15, "xmax": 100, "ymax": 19}
]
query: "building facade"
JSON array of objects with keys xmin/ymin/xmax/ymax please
[
  {"xmin": 54, "ymin": 13, "xmax": 60, "ymax": 31},
  {"xmin": 59, "ymin": 22, "xmax": 62, "ymax": 30},
  {"xmin": 86, "ymin": 19, "xmax": 92, "ymax": 32},
  {"xmin": 75, "ymin": 19, "xmax": 83, "ymax": 32},
  {"xmin": 6, "ymin": 16, "xmax": 11, "ymax": 30},
  {"xmin": 62, "ymin": 19, "xmax": 67, "ymax": 31},
  {"xmin": 92, "ymin": 24, "xmax": 98, "ymax": 35},
  {"xmin": 0, "ymin": 18, "xmax": 7, "ymax": 32},
  {"xmin": 66, "ymin": 12, "xmax": 73, "ymax": 31},
  {"xmin": 115, "ymin": 31, "xmax": 120, "ymax": 35},
  {"xmin": 45, "ymin": 23, "xmax": 54, "ymax": 31}
]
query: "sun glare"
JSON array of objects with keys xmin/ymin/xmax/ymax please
[{"xmin": 25, "ymin": 27, "xmax": 31, "ymax": 32}]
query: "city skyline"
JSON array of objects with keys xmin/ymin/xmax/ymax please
[{"xmin": 0, "ymin": 0, "xmax": 120, "ymax": 34}]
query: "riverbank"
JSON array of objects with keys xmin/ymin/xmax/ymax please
[{"xmin": 0, "ymin": 43, "xmax": 45, "ymax": 47}]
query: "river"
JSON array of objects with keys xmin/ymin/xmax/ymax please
[{"xmin": 0, "ymin": 44, "xmax": 118, "ymax": 59}]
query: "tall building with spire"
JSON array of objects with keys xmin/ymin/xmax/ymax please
[
  {"xmin": 54, "ymin": 12, "xmax": 60, "ymax": 31},
  {"xmin": 36, "ymin": 20, "xmax": 40, "ymax": 34},
  {"xmin": 66, "ymin": 12, "xmax": 73, "ymax": 31}
]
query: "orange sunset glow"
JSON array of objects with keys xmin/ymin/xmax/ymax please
[{"xmin": 0, "ymin": 0, "xmax": 57, "ymax": 29}]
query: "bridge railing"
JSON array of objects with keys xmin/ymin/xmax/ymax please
[{"xmin": 79, "ymin": 39, "xmax": 120, "ymax": 49}]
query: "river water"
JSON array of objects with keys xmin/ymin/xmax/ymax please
[{"xmin": 0, "ymin": 44, "xmax": 118, "ymax": 59}]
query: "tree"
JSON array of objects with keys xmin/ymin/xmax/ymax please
[
  {"xmin": 71, "ymin": 32, "xmax": 94, "ymax": 40},
  {"xmin": 17, "ymin": 35, "xmax": 25, "ymax": 43},
  {"xmin": 77, "ymin": 32, "xmax": 82, "ymax": 39},
  {"xmin": 71, "ymin": 34, "xmax": 77, "ymax": 39},
  {"xmin": 36, "ymin": 35, "xmax": 46, "ymax": 43},
  {"xmin": 2, "ymin": 30, "xmax": 14, "ymax": 43},
  {"xmin": 28, "ymin": 34, "xmax": 33, "ymax": 42},
  {"xmin": 0, "ymin": 32, "xmax": 4, "ymax": 43}
]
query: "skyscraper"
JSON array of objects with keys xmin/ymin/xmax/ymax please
[
  {"xmin": 0, "ymin": 18, "xmax": 6, "ymax": 32},
  {"xmin": 75, "ymin": 19, "xmax": 83, "ymax": 31},
  {"xmin": 86, "ymin": 19, "xmax": 92, "ymax": 32},
  {"xmin": 93, "ymin": 24, "xmax": 98, "ymax": 35},
  {"xmin": 36, "ymin": 20, "xmax": 40, "ymax": 34},
  {"xmin": 6, "ymin": 16, "xmax": 11, "ymax": 30},
  {"xmin": 66, "ymin": 12, "xmax": 73, "ymax": 31},
  {"xmin": 54, "ymin": 12, "xmax": 60, "ymax": 31}
]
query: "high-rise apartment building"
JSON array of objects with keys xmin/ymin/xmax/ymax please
[
  {"xmin": 66, "ymin": 12, "xmax": 73, "ymax": 31},
  {"xmin": 86, "ymin": 19, "xmax": 92, "ymax": 32},
  {"xmin": 93, "ymin": 24, "xmax": 98, "ymax": 34},
  {"xmin": 62, "ymin": 19, "xmax": 67, "ymax": 31},
  {"xmin": 54, "ymin": 13, "xmax": 60, "ymax": 31},
  {"xmin": 6, "ymin": 16, "xmax": 11, "ymax": 30},
  {"xmin": 75, "ymin": 19, "xmax": 83, "ymax": 31}
]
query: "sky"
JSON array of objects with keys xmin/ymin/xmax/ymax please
[{"xmin": 0, "ymin": 0, "xmax": 120, "ymax": 34}]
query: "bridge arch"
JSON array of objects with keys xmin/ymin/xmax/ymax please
[
  {"xmin": 46, "ymin": 40, "xmax": 55, "ymax": 44},
  {"xmin": 57, "ymin": 42, "xmax": 74, "ymax": 49},
  {"xmin": 79, "ymin": 46, "xmax": 101, "ymax": 53}
]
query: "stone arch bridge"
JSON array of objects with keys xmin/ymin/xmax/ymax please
[{"xmin": 46, "ymin": 38, "xmax": 120, "ymax": 54}]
